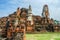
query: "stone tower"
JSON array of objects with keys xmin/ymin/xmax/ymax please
[
  {"xmin": 14, "ymin": 7, "xmax": 21, "ymax": 27},
  {"xmin": 42, "ymin": 5, "xmax": 50, "ymax": 24},
  {"xmin": 27, "ymin": 5, "xmax": 33, "ymax": 25}
]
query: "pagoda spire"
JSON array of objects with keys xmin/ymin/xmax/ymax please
[
  {"xmin": 42, "ymin": 4, "xmax": 49, "ymax": 18},
  {"xmin": 27, "ymin": 5, "xmax": 33, "ymax": 25},
  {"xmin": 29, "ymin": 5, "xmax": 32, "ymax": 11},
  {"xmin": 28, "ymin": 5, "xmax": 32, "ymax": 13}
]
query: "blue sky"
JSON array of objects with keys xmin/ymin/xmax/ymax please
[{"xmin": 0, "ymin": 0, "xmax": 60, "ymax": 21}]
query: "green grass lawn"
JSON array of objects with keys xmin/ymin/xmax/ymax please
[{"xmin": 26, "ymin": 32, "xmax": 60, "ymax": 40}]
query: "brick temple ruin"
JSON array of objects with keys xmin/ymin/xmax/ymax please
[{"xmin": 0, "ymin": 5, "xmax": 60, "ymax": 40}]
